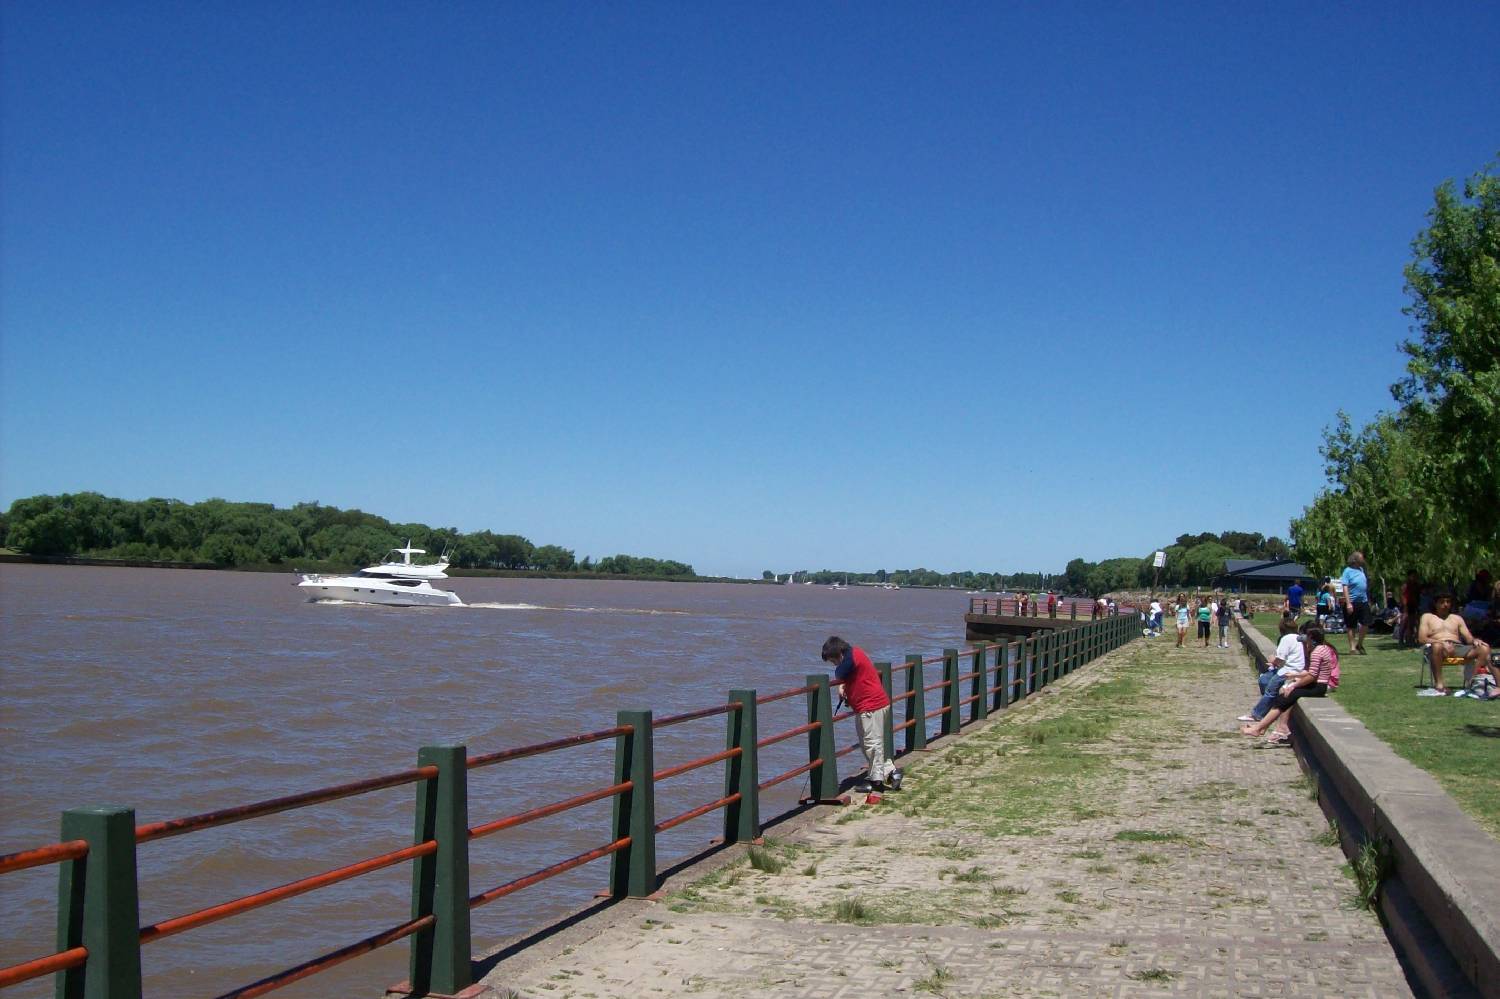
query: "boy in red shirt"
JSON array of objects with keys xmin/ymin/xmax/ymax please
[{"xmin": 821, "ymin": 636, "xmax": 903, "ymax": 794}]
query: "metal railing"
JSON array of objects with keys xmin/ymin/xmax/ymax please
[
  {"xmin": 0, "ymin": 613, "xmax": 1139, "ymax": 998},
  {"xmin": 968, "ymin": 596, "xmax": 1137, "ymax": 619}
]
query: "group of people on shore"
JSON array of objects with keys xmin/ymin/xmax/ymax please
[
  {"xmin": 1138, "ymin": 594, "xmax": 1237, "ymax": 649},
  {"xmin": 827, "ymin": 559, "xmax": 1500, "ymax": 794},
  {"xmin": 1283, "ymin": 552, "xmax": 1498, "ymax": 696}
]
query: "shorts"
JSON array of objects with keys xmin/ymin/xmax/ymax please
[
  {"xmin": 1176, "ymin": 620, "xmax": 1189, "ymax": 632},
  {"xmin": 1428, "ymin": 643, "xmax": 1474, "ymax": 658},
  {"xmin": 1197, "ymin": 621, "xmax": 1211, "ymax": 638},
  {"xmin": 1346, "ymin": 601, "xmax": 1370, "ymax": 627}
]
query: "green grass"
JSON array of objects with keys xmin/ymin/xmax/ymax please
[
  {"xmin": 1244, "ymin": 623, "xmax": 1500, "ymax": 837},
  {"xmin": 913, "ymin": 964, "xmax": 954, "ymax": 994},
  {"xmin": 746, "ymin": 845, "xmax": 784, "ymax": 874},
  {"xmin": 833, "ymin": 896, "xmax": 871, "ymax": 923}
]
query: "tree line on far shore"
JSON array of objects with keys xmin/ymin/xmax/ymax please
[
  {"xmin": 0, "ymin": 493, "xmax": 694, "ymax": 577},
  {"xmin": 1061, "ymin": 531, "xmax": 1292, "ymax": 596},
  {"xmin": 763, "ymin": 568, "xmax": 1063, "ymax": 590},
  {"xmin": 762, "ymin": 532, "xmax": 1289, "ymax": 595}
]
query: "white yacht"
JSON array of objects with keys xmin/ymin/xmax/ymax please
[{"xmin": 298, "ymin": 542, "xmax": 463, "ymax": 607}]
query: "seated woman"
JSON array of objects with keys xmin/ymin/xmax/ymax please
[
  {"xmin": 1241, "ymin": 625, "xmax": 1338, "ymax": 744},
  {"xmin": 1238, "ymin": 617, "xmax": 1305, "ymax": 724}
]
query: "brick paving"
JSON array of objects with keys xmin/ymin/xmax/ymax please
[{"xmin": 480, "ymin": 636, "xmax": 1413, "ymax": 998}]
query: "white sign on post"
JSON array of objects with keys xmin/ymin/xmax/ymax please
[{"xmin": 1153, "ymin": 550, "xmax": 1166, "ymax": 568}]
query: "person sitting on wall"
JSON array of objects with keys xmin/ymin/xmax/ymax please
[
  {"xmin": 1241, "ymin": 624, "xmax": 1338, "ymax": 744},
  {"xmin": 1238, "ymin": 617, "xmax": 1306, "ymax": 725},
  {"xmin": 1418, "ymin": 590, "xmax": 1492, "ymax": 695}
]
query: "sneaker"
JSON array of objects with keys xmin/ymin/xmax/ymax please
[
  {"xmin": 1237, "ymin": 714, "xmax": 1256, "ymax": 723},
  {"xmin": 853, "ymin": 780, "xmax": 874, "ymax": 793},
  {"xmin": 887, "ymin": 769, "xmax": 904, "ymax": 791}
]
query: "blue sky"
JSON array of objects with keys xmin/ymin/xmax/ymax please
[{"xmin": 2, "ymin": 3, "xmax": 1496, "ymax": 577}]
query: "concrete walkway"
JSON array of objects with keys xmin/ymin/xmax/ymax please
[{"xmin": 479, "ymin": 637, "xmax": 1413, "ymax": 998}]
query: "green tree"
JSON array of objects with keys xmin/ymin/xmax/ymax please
[
  {"xmin": 1063, "ymin": 557, "xmax": 1096, "ymax": 594},
  {"xmin": 1393, "ymin": 157, "xmax": 1500, "ymax": 562},
  {"xmin": 531, "ymin": 544, "xmax": 577, "ymax": 572},
  {"xmin": 1180, "ymin": 542, "xmax": 1235, "ymax": 585}
]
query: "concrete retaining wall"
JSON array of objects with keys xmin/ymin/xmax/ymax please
[{"xmin": 1235, "ymin": 615, "xmax": 1500, "ymax": 998}]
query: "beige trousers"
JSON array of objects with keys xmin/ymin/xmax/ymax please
[{"xmin": 853, "ymin": 704, "xmax": 894, "ymax": 784}]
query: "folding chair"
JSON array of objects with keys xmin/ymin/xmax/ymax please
[{"xmin": 1417, "ymin": 644, "xmax": 1475, "ymax": 689}]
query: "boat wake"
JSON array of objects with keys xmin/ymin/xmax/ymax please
[{"xmin": 462, "ymin": 602, "xmax": 691, "ymax": 616}]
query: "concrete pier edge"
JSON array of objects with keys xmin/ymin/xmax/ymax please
[{"xmin": 1235, "ymin": 614, "xmax": 1500, "ymax": 999}]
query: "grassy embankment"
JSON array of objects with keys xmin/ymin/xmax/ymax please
[{"xmin": 1251, "ymin": 619, "xmax": 1500, "ymax": 839}]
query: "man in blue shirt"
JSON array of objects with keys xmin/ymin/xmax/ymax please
[
  {"xmin": 1340, "ymin": 551, "xmax": 1370, "ymax": 655},
  {"xmin": 1286, "ymin": 580, "xmax": 1305, "ymax": 618}
]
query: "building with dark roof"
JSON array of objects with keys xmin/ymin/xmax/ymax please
[{"xmin": 1216, "ymin": 558, "xmax": 1315, "ymax": 593}]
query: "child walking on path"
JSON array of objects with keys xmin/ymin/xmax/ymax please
[{"xmin": 821, "ymin": 636, "xmax": 902, "ymax": 794}]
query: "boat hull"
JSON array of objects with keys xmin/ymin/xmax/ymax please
[{"xmin": 297, "ymin": 577, "xmax": 463, "ymax": 607}]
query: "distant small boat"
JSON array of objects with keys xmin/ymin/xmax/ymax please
[{"xmin": 298, "ymin": 542, "xmax": 463, "ymax": 607}]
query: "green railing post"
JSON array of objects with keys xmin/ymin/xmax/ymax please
[
  {"xmin": 875, "ymin": 663, "xmax": 896, "ymax": 760},
  {"xmin": 1070, "ymin": 601, "xmax": 1077, "ymax": 620},
  {"xmin": 723, "ymin": 690, "xmax": 759, "ymax": 844},
  {"xmin": 971, "ymin": 645, "xmax": 989, "ymax": 723},
  {"xmin": 408, "ymin": 745, "xmax": 471, "ymax": 997},
  {"xmin": 1002, "ymin": 641, "xmax": 1019, "ymax": 708},
  {"xmin": 1025, "ymin": 638, "xmax": 1037, "ymax": 696},
  {"xmin": 610, "ymin": 711, "xmax": 657, "ymax": 897},
  {"xmin": 990, "ymin": 643, "xmax": 1006, "ymax": 712},
  {"xmin": 56, "ymin": 807, "xmax": 142, "ymax": 999},
  {"xmin": 905, "ymin": 655, "xmax": 926, "ymax": 753},
  {"xmin": 805, "ymin": 676, "xmax": 841, "ymax": 800},
  {"xmin": 942, "ymin": 648, "xmax": 960, "ymax": 737}
]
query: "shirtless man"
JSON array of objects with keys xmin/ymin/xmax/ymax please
[{"xmin": 1418, "ymin": 591, "xmax": 1492, "ymax": 694}]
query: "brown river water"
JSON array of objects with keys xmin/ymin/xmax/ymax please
[{"xmin": 0, "ymin": 564, "xmax": 979, "ymax": 998}]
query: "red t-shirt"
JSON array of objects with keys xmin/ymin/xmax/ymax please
[{"xmin": 837, "ymin": 647, "xmax": 891, "ymax": 713}]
